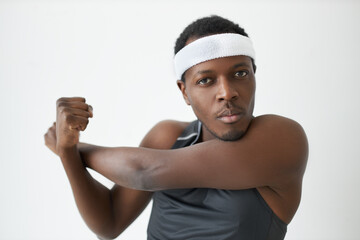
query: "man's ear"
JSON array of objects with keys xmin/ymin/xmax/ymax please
[{"xmin": 177, "ymin": 80, "xmax": 191, "ymax": 105}]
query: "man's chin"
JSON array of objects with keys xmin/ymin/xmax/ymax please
[
  {"xmin": 216, "ymin": 130, "xmax": 245, "ymax": 142},
  {"xmin": 202, "ymin": 121, "xmax": 247, "ymax": 142}
]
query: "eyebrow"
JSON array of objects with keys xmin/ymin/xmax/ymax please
[
  {"xmin": 194, "ymin": 62, "xmax": 251, "ymax": 76},
  {"xmin": 195, "ymin": 70, "xmax": 213, "ymax": 76},
  {"xmin": 232, "ymin": 62, "xmax": 250, "ymax": 69}
]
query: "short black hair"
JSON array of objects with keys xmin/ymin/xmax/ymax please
[{"xmin": 174, "ymin": 15, "xmax": 256, "ymax": 81}]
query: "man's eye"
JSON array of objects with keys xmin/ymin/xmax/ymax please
[
  {"xmin": 235, "ymin": 71, "xmax": 248, "ymax": 77},
  {"xmin": 197, "ymin": 78, "xmax": 212, "ymax": 85}
]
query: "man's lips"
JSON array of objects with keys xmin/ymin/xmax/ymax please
[{"xmin": 217, "ymin": 109, "xmax": 244, "ymax": 124}]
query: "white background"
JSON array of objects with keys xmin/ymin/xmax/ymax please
[{"xmin": 1, "ymin": 0, "xmax": 359, "ymax": 239}]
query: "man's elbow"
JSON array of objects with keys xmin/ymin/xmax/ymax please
[
  {"xmin": 115, "ymin": 148, "xmax": 165, "ymax": 191},
  {"xmin": 97, "ymin": 233, "xmax": 119, "ymax": 240},
  {"xmin": 129, "ymin": 159, "xmax": 164, "ymax": 191},
  {"xmin": 132, "ymin": 166, "xmax": 159, "ymax": 192},
  {"xmin": 94, "ymin": 223, "xmax": 122, "ymax": 240},
  {"xmin": 97, "ymin": 235, "xmax": 115, "ymax": 240}
]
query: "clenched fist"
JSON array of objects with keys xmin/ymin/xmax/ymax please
[{"xmin": 55, "ymin": 97, "xmax": 93, "ymax": 151}]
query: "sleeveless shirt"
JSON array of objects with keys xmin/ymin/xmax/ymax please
[{"xmin": 147, "ymin": 120, "xmax": 287, "ymax": 240}]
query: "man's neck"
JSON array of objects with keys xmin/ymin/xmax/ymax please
[{"xmin": 199, "ymin": 124, "xmax": 216, "ymax": 142}]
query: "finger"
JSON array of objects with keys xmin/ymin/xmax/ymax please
[
  {"xmin": 57, "ymin": 97, "xmax": 86, "ymax": 104},
  {"xmin": 46, "ymin": 131, "xmax": 55, "ymax": 140},
  {"xmin": 62, "ymin": 107, "xmax": 91, "ymax": 118},
  {"xmin": 58, "ymin": 101, "xmax": 90, "ymax": 111},
  {"xmin": 48, "ymin": 126, "xmax": 54, "ymax": 132},
  {"xmin": 44, "ymin": 131, "xmax": 54, "ymax": 143},
  {"xmin": 50, "ymin": 122, "xmax": 56, "ymax": 129},
  {"xmin": 88, "ymin": 105, "xmax": 93, "ymax": 118},
  {"xmin": 44, "ymin": 134, "xmax": 49, "ymax": 145}
]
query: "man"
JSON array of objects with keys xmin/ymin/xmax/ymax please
[{"xmin": 44, "ymin": 15, "xmax": 308, "ymax": 239}]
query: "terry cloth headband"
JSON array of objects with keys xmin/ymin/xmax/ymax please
[{"xmin": 174, "ymin": 33, "xmax": 256, "ymax": 80}]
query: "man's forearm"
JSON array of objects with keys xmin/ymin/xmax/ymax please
[
  {"xmin": 77, "ymin": 142, "xmax": 108, "ymax": 167},
  {"xmin": 58, "ymin": 146, "xmax": 117, "ymax": 239},
  {"xmin": 78, "ymin": 144, "xmax": 161, "ymax": 191}
]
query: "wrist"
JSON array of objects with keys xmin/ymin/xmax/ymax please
[{"xmin": 57, "ymin": 144, "xmax": 78, "ymax": 158}]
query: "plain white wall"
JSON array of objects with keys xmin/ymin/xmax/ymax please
[{"xmin": 1, "ymin": 0, "xmax": 359, "ymax": 239}]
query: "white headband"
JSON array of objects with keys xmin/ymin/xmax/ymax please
[{"xmin": 174, "ymin": 33, "xmax": 256, "ymax": 80}]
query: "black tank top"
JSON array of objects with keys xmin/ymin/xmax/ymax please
[{"xmin": 147, "ymin": 120, "xmax": 287, "ymax": 240}]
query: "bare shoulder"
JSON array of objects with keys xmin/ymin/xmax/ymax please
[
  {"xmin": 140, "ymin": 120, "xmax": 190, "ymax": 149},
  {"xmin": 252, "ymin": 114, "xmax": 305, "ymax": 131},
  {"xmin": 250, "ymin": 114, "xmax": 308, "ymax": 175},
  {"xmin": 251, "ymin": 114, "xmax": 307, "ymax": 142}
]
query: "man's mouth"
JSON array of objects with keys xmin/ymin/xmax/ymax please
[{"xmin": 217, "ymin": 109, "xmax": 244, "ymax": 124}]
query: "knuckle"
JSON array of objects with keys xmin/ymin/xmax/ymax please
[
  {"xmin": 56, "ymin": 97, "xmax": 66, "ymax": 106},
  {"xmin": 57, "ymin": 106, "xmax": 64, "ymax": 114},
  {"xmin": 59, "ymin": 107, "xmax": 71, "ymax": 115},
  {"xmin": 62, "ymin": 107, "xmax": 70, "ymax": 113},
  {"xmin": 58, "ymin": 106, "xmax": 65, "ymax": 114},
  {"xmin": 57, "ymin": 102, "xmax": 68, "ymax": 108}
]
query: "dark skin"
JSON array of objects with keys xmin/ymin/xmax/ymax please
[{"xmin": 44, "ymin": 56, "xmax": 308, "ymax": 239}]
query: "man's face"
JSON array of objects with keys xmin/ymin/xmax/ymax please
[{"xmin": 177, "ymin": 55, "xmax": 256, "ymax": 142}]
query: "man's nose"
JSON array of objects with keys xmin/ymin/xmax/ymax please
[{"xmin": 216, "ymin": 77, "xmax": 239, "ymax": 102}]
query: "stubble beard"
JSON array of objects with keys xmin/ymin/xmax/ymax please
[{"xmin": 202, "ymin": 122, "xmax": 245, "ymax": 142}]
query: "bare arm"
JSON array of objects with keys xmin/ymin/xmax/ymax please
[
  {"xmin": 76, "ymin": 120, "xmax": 186, "ymax": 237},
  {"xmin": 44, "ymin": 98, "xmax": 184, "ymax": 239},
  {"xmin": 45, "ymin": 121, "xmax": 117, "ymax": 239},
  {"xmin": 84, "ymin": 115, "xmax": 308, "ymax": 192},
  {"xmin": 57, "ymin": 143, "xmax": 152, "ymax": 240},
  {"xmin": 47, "ymin": 97, "xmax": 118, "ymax": 239},
  {"xmin": 57, "ymin": 146, "xmax": 118, "ymax": 238}
]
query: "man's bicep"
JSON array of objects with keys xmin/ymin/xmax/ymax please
[{"xmin": 146, "ymin": 115, "xmax": 308, "ymax": 191}]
